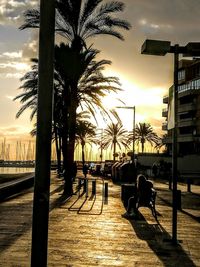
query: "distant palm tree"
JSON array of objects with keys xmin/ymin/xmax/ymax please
[
  {"xmin": 134, "ymin": 123, "xmax": 160, "ymax": 153},
  {"xmin": 75, "ymin": 120, "xmax": 96, "ymax": 165},
  {"xmin": 102, "ymin": 122, "xmax": 129, "ymax": 161}
]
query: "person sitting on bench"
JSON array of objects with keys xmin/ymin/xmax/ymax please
[{"xmin": 122, "ymin": 174, "xmax": 153, "ymax": 218}]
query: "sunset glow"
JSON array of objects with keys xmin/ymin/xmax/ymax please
[{"xmin": 1, "ymin": 0, "xmax": 200, "ymax": 145}]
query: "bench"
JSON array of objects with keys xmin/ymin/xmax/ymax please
[
  {"xmin": 136, "ymin": 188, "xmax": 157, "ymax": 221},
  {"xmin": 121, "ymin": 184, "xmax": 157, "ymax": 221}
]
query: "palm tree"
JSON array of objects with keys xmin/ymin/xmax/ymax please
[
  {"xmin": 14, "ymin": 50, "xmax": 122, "ymax": 195},
  {"xmin": 154, "ymin": 134, "xmax": 168, "ymax": 153},
  {"xmin": 54, "ymin": 43, "xmax": 123, "ymax": 195},
  {"xmin": 19, "ymin": 1, "xmax": 131, "ymax": 195},
  {"xmin": 14, "ymin": 58, "xmax": 38, "ymax": 120},
  {"xmin": 20, "ymin": 1, "xmax": 131, "ymax": 44},
  {"xmin": 102, "ymin": 122, "xmax": 129, "ymax": 161},
  {"xmin": 75, "ymin": 120, "xmax": 97, "ymax": 165},
  {"xmin": 134, "ymin": 123, "xmax": 160, "ymax": 153}
]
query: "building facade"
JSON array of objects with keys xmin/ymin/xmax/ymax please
[{"xmin": 162, "ymin": 58, "xmax": 200, "ymax": 155}]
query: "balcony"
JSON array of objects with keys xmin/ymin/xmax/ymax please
[
  {"xmin": 162, "ymin": 135, "xmax": 172, "ymax": 144},
  {"xmin": 178, "ymin": 103, "xmax": 195, "ymax": 113},
  {"xmin": 162, "ymin": 108, "xmax": 168, "ymax": 117},
  {"xmin": 178, "ymin": 78, "xmax": 200, "ymax": 94},
  {"xmin": 162, "ymin": 122, "xmax": 167, "ymax": 131},
  {"xmin": 163, "ymin": 134, "xmax": 194, "ymax": 143},
  {"xmin": 178, "ymin": 118, "xmax": 195, "ymax": 127},
  {"xmin": 163, "ymin": 95, "xmax": 168, "ymax": 104},
  {"xmin": 178, "ymin": 134, "xmax": 194, "ymax": 142}
]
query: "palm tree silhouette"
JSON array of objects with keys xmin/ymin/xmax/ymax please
[
  {"xmin": 75, "ymin": 120, "xmax": 97, "ymax": 166},
  {"xmin": 134, "ymin": 122, "xmax": 160, "ymax": 153},
  {"xmin": 19, "ymin": 0, "xmax": 131, "ymax": 195},
  {"xmin": 14, "ymin": 49, "xmax": 122, "ymax": 194},
  {"xmin": 20, "ymin": 1, "xmax": 131, "ymax": 42},
  {"xmin": 102, "ymin": 122, "xmax": 129, "ymax": 161}
]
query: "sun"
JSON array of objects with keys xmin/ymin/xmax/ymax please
[{"xmin": 100, "ymin": 69, "xmax": 165, "ymax": 133}]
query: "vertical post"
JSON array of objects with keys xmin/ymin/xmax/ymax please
[
  {"xmin": 187, "ymin": 178, "xmax": 191, "ymax": 192},
  {"xmin": 172, "ymin": 44, "xmax": 179, "ymax": 244},
  {"xmin": 104, "ymin": 182, "xmax": 108, "ymax": 198},
  {"xmin": 100, "ymin": 129, "xmax": 103, "ymax": 163},
  {"xmin": 92, "ymin": 180, "xmax": 96, "ymax": 195},
  {"xmin": 85, "ymin": 179, "xmax": 88, "ymax": 198},
  {"xmin": 133, "ymin": 106, "xmax": 135, "ymax": 158},
  {"xmin": 31, "ymin": 1, "xmax": 55, "ymax": 266}
]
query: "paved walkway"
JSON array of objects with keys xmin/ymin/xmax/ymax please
[{"xmin": 0, "ymin": 171, "xmax": 200, "ymax": 266}]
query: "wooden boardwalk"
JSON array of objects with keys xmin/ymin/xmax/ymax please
[{"xmin": 0, "ymin": 171, "xmax": 200, "ymax": 266}]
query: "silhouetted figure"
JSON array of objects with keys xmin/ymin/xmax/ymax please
[
  {"xmin": 72, "ymin": 161, "xmax": 77, "ymax": 182},
  {"xmin": 83, "ymin": 164, "xmax": 88, "ymax": 178},
  {"xmin": 122, "ymin": 174, "xmax": 153, "ymax": 218},
  {"xmin": 152, "ymin": 163, "xmax": 158, "ymax": 177}
]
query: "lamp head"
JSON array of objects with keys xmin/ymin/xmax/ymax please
[
  {"xmin": 141, "ymin": 39, "xmax": 171, "ymax": 56},
  {"xmin": 183, "ymin": 42, "xmax": 200, "ymax": 57}
]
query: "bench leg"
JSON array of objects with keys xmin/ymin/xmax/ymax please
[{"xmin": 151, "ymin": 204, "xmax": 158, "ymax": 221}]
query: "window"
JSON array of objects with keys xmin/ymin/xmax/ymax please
[{"xmin": 178, "ymin": 69, "xmax": 185, "ymax": 81}]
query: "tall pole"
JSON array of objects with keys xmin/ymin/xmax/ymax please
[
  {"xmin": 172, "ymin": 44, "xmax": 179, "ymax": 244},
  {"xmin": 31, "ymin": 0, "xmax": 55, "ymax": 266},
  {"xmin": 116, "ymin": 106, "xmax": 136, "ymax": 158},
  {"xmin": 133, "ymin": 106, "xmax": 135, "ymax": 159},
  {"xmin": 100, "ymin": 128, "xmax": 103, "ymax": 163}
]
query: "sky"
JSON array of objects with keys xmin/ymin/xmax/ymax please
[{"xmin": 1, "ymin": 0, "xmax": 200, "ymax": 144}]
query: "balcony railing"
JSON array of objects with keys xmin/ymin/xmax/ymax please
[
  {"xmin": 163, "ymin": 95, "xmax": 168, "ymax": 104},
  {"xmin": 178, "ymin": 78, "xmax": 200, "ymax": 93},
  {"xmin": 178, "ymin": 102, "xmax": 195, "ymax": 113},
  {"xmin": 162, "ymin": 108, "xmax": 168, "ymax": 117},
  {"xmin": 162, "ymin": 122, "xmax": 168, "ymax": 131},
  {"xmin": 178, "ymin": 134, "xmax": 194, "ymax": 142},
  {"xmin": 178, "ymin": 118, "xmax": 195, "ymax": 127}
]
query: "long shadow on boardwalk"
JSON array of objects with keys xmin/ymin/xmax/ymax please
[
  {"xmin": 0, "ymin": 184, "xmax": 64, "ymax": 253},
  {"xmin": 157, "ymin": 189, "xmax": 200, "ymax": 223},
  {"xmin": 128, "ymin": 213, "xmax": 196, "ymax": 267}
]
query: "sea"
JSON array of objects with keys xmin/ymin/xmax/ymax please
[{"xmin": 0, "ymin": 167, "xmax": 35, "ymax": 174}]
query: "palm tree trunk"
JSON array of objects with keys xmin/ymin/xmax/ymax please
[
  {"xmin": 63, "ymin": 85, "xmax": 78, "ymax": 196},
  {"xmin": 62, "ymin": 87, "xmax": 74, "ymax": 196},
  {"xmin": 81, "ymin": 142, "xmax": 85, "ymax": 166},
  {"xmin": 54, "ymin": 125, "xmax": 61, "ymax": 174},
  {"xmin": 113, "ymin": 140, "xmax": 116, "ymax": 162},
  {"xmin": 141, "ymin": 141, "xmax": 144, "ymax": 153}
]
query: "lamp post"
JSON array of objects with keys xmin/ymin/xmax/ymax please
[
  {"xmin": 31, "ymin": 1, "xmax": 55, "ymax": 266},
  {"xmin": 116, "ymin": 106, "xmax": 136, "ymax": 159},
  {"xmin": 141, "ymin": 39, "xmax": 200, "ymax": 244},
  {"xmin": 97, "ymin": 128, "xmax": 104, "ymax": 163}
]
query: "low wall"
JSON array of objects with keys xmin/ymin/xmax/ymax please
[{"xmin": 137, "ymin": 153, "xmax": 200, "ymax": 173}]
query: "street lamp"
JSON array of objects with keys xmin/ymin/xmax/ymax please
[
  {"xmin": 116, "ymin": 106, "xmax": 136, "ymax": 159},
  {"xmin": 96, "ymin": 128, "xmax": 104, "ymax": 163},
  {"xmin": 141, "ymin": 39, "xmax": 200, "ymax": 244}
]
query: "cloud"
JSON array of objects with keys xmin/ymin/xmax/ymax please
[
  {"xmin": 138, "ymin": 18, "xmax": 173, "ymax": 35},
  {"xmin": 0, "ymin": 124, "xmax": 32, "ymax": 138},
  {"xmin": 0, "ymin": 0, "xmax": 38, "ymax": 26},
  {"xmin": 5, "ymin": 95, "xmax": 14, "ymax": 100},
  {"xmin": 0, "ymin": 57, "xmax": 30, "ymax": 79},
  {"xmin": 0, "ymin": 61, "xmax": 29, "ymax": 71},
  {"xmin": 2, "ymin": 51, "xmax": 22, "ymax": 58},
  {"xmin": 22, "ymin": 38, "xmax": 38, "ymax": 60},
  {"xmin": 6, "ymin": 73, "xmax": 22, "ymax": 79}
]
